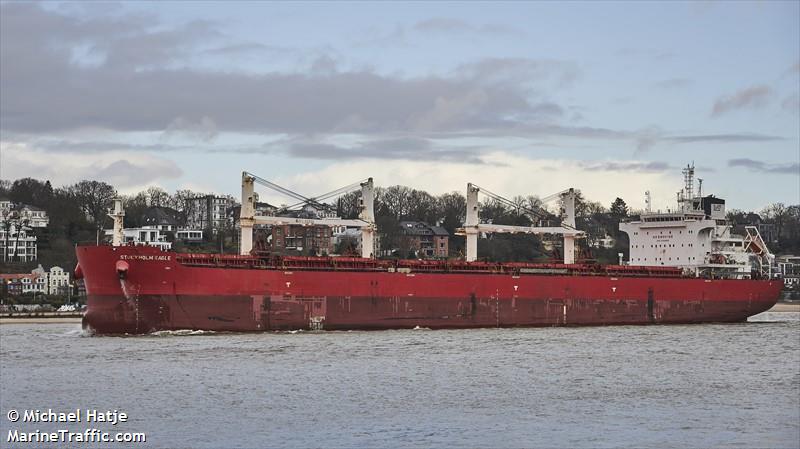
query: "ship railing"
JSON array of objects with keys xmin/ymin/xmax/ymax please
[{"xmin": 173, "ymin": 253, "xmax": 686, "ymax": 278}]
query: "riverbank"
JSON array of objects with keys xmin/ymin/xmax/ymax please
[
  {"xmin": 0, "ymin": 311, "xmax": 83, "ymax": 324},
  {"xmin": 0, "ymin": 317, "xmax": 83, "ymax": 324}
]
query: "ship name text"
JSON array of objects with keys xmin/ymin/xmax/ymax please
[{"xmin": 119, "ymin": 255, "xmax": 171, "ymax": 262}]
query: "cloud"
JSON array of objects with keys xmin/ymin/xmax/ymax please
[
  {"xmin": 782, "ymin": 93, "xmax": 799, "ymax": 115},
  {"xmin": 456, "ymin": 58, "xmax": 580, "ymax": 88},
  {"xmin": 413, "ymin": 18, "xmax": 521, "ymax": 36},
  {"xmin": 577, "ymin": 161, "xmax": 672, "ymax": 173},
  {"xmin": 728, "ymin": 158, "xmax": 799, "ymax": 175},
  {"xmin": 1, "ymin": 141, "xmax": 183, "ymax": 190},
  {"xmin": 653, "ymin": 78, "xmax": 692, "ymax": 89},
  {"xmin": 0, "ymin": 4, "xmax": 568, "ymax": 138},
  {"xmin": 664, "ymin": 133, "xmax": 783, "ymax": 144},
  {"xmin": 632, "ymin": 128, "xmax": 783, "ymax": 154},
  {"xmin": 202, "ymin": 43, "xmax": 286, "ymax": 55},
  {"xmin": 284, "ymin": 137, "xmax": 488, "ymax": 164},
  {"xmin": 267, "ymin": 152, "xmax": 679, "ymax": 212},
  {"xmin": 617, "ymin": 48, "xmax": 674, "ymax": 60},
  {"xmin": 163, "ymin": 116, "xmax": 219, "ymax": 142},
  {"xmin": 32, "ymin": 139, "xmax": 191, "ymax": 153},
  {"xmin": 711, "ymin": 85, "xmax": 772, "ymax": 117}
]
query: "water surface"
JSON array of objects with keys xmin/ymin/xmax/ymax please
[{"xmin": 1, "ymin": 312, "xmax": 798, "ymax": 448}]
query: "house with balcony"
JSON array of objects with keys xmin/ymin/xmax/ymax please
[
  {"xmin": 399, "ymin": 221, "xmax": 449, "ymax": 258},
  {"xmin": 0, "ymin": 226, "xmax": 38, "ymax": 262}
]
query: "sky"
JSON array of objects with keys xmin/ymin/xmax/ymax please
[{"xmin": 0, "ymin": 1, "xmax": 798, "ymax": 212}]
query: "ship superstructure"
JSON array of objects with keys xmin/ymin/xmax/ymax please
[{"xmin": 620, "ymin": 164, "xmax": 774, "ymax": 279}]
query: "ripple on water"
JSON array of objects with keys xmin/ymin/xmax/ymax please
[{"xmin": 1, "ymin": 317, "xmax": 798, "ymax": 449}]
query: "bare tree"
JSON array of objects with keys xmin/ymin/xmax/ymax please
[
  {"xmin": 68, "ymin": 180, "xmax": 116, "ymax": 244},
  {"xmin": 146, "ymin": 186, "xmax": 169, "ymax": 208},
  {"xmin": 10, "ymin": 215, "xmax": 30, "ymax": 262}
]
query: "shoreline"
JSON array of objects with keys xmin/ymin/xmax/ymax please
[{"xmin": 1, "ymin": 303, "xmax": 798, "ymax": 325}]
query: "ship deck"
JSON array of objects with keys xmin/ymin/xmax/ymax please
[{"xmin": 174, "ymin": 253, "xmax": 686, "ymax": 278}]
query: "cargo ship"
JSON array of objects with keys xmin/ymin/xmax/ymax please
[{"xmin": 77, "ymin": 168, "xmax": 782, "ymax": 334}]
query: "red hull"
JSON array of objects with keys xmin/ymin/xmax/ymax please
[{"xmin": 76, "ymin": 245, "xmax": 783, "ymax": 334}]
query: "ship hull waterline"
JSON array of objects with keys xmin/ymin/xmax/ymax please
[{"xmin": 76, "ymin": 245, "xmax": 782, "ymax": 335}]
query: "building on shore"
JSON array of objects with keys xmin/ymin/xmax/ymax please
[
  {"xmin": 269, "ymin": 224, "xmax": 334, "ymax": 256},
  {"xmin": 186, "ymin": 195, "xmax": 238, "ymax": 233},
  {"xmin": 1, "ymin": 265, "xmax": 73, "ymax": 297},
  {"xmin": 0, "ymin": 226, "xmax": 38, "ymax": 262},
  {"xmin": 1, "ymin": 198, "xmax": 51, "ymax": 263},
  {"xmin": 399, "ymin": 221, "xmax": 449, "ymax": 258}
]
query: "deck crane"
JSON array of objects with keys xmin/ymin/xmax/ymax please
[
  {"xmin": 458, "ymin": 183, "xmax": 585, "ymax": 264},
  {"xmin": 240, "ymin": 172, "xmax": 375, "ymax": 258}
]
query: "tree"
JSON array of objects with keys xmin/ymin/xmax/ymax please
[
  {"xmin": 67, "ymin": 180, "xmax": 116, "ymax": 243},
  {"xmin": 762, "ymin": 203, "xmax": 788, "ymax": 239},
  {"xmin": 146, "ymin": 186, "xmax": 169, "ymax": 208},
  {"xmin": 377, "ymin": 185, "xmax": 413, "ymax": 220},
  {"xmin": 335, "ymin": 191, "xmax": 361, "ymax": 219},
  {"xmin": 9, "ymin": 178, "xmax": 53, "ymax": 207},
  {"xmin": 12, "ymin": 217, "xmax": 31, "ymax": 263},
  {"xmin": 435, "ymin": 192, "xmax": 466, "ymax": 235},
  {"xmin": 610, "ymin": 198, "xmax": 628, "ymax": 219},
  {"xmin": 0, "ymin": 179, "xmax": 11, "ymax": 197}
]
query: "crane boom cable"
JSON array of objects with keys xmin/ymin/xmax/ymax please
[
  {"xmin": 244, "ymin": 172, "xmax": 311, "ymax": 203},
  {"xmin": 471, "ymin": 184, "xmax": 577, "ymax": 230},
  {"xmin": 282, "ymin": 179, "xmax": 369, "ymax": 210}
]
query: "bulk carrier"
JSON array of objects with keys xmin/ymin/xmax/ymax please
[{"xmin": 77, "ymin": 167, "xmax": 782, "ymax": 334}]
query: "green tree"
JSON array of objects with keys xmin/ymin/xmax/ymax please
[{"xmin": 610, "ymin": 197, "xmax": 628, "ymax": 219}]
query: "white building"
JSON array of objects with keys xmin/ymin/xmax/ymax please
[
  {"xmin": 186, "ymin": 195, "xmax": 237, "ymax": 232},
  {"xmin": 0, "ymin": 226, "xmax": 38, "ymax": 262},
  {"xmin": 176, "ymin": 229, "xmax": 204, "ymax": 242},
  {"xmin": 2, "ymin": 265, "xmax": 72, "ymax": 296},
  {"xmin": 21, "ymin": 274, "xmax": 47, "ymax": 294},
  {"xmin": 46, "ymin": 266, "xmax": 71, "ymax": 295},
  {"xmin": 0, "ymin": 200, "xmax": 49, "ymax": 228},
  {"xmin": 17, "ymin": 205, "xmax": 49, "ymax": 228},
  {"xmin": 105, "ymin": 226, "xmax": 173, "ymax": 251}
]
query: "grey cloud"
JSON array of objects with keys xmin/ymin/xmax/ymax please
[
  {"xmin": 0, "ymin": 5, "xmax": 563, "ymax": 136},
  {"xmin": 782, "ymin": 94, "xmax": 799, "ymax": 114},
  {"xmin": 92, "ymin": 159, "xmax": 184, "ymax": 188},
  {"xmin": 653, "ymin": 78, "xmax": 692, "ymax": 89},
  {"xmin": 728, "ymin": 158, "xmax": 799, "ymax": 175},
  {"xmin": 4, "ymin": 147, "xmax": 183, "ymax": 189},
  {"xmin": 101, "ymin": 20, "xmax": 219, "ymax": 69},
  {"xmin": 578, "ymin": 161, "xmax": 672, "ymax": 173},
  {"xmin": 286, "ymin": 137, "xmax": 487, "ymax": 164},
  {"xmin": 33, "ymin": 139, "xmax": 191, "ymax": 153},
  {"xmin": 163, "ymin": 116, "xmax": 219, "ymax": 142},
  {"xmin": 664, "ymin": 133, "xmax": 783, "ymax": 144},
  {"xmin": 633, "ymin": 127, "xmax": 783, "ymax": 154},
  {"xmin": 413, "ymin": 18, "xmax": 521, "ymax": 36},
  {"xmin": 617, "ymin": 48, "xmax": 674, "ymax": 60},
  {"xmin": 202, "ymin": 43, "xmax": 286, "ymax": 55},
  {"xmin": 711, "ymin": 85, "xmax": 772, "ymax": 117},
  {"xmin": 456, "ymin": 58, "xmax": 580, "ymax": 88}
]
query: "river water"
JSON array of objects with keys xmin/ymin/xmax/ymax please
[{"xmin": 1, "ymin": 312, "xmax": 798, "ymax": 449}]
